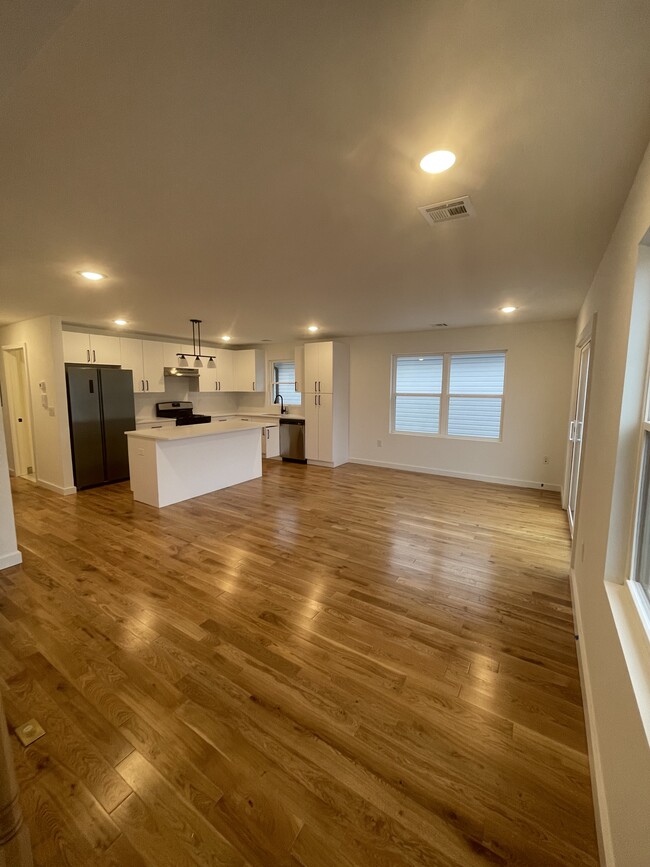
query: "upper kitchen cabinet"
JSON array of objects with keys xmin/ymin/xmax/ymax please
[
  {"xmin": 163, "ymin": 343, "xmax": 182, "ymax": 367},
  {"xmin": 120, "ymin": 338, "xmax": 165, "ymax": 393},
  {"xmin": 294, "ymin": 345, "xmax": 305, "ymax": 393},
  {"xmin": 304, "ymin": 341, "xmax": 334, "ymax": 393},
  {"xmin": 198, "ymin": 348, "xmax": 234, "ymax": 392},
  {"xmin": 63, "ymin": 331, "xmax": 122, "ymax": 365},
  {"xmin": 234, "ymin": 349, "xmax": 265, "ymax": 392}
]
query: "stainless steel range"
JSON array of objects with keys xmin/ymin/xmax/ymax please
[{"xmin": 156, "ymin": 401, "xmax": 211, "ymax": 426}]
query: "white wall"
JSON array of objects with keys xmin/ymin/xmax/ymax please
[
  {"xmin": 0, "ymin": 419, "xmax": 21, "ymax": 571},
  {"xmin": 569, "ymin": 139, "xmax": 650, "ymax": 867},
  {"xmin": 0, "ymin": 315, "xmax": 74, "ymax": 494},
  {"xmin": 346, "ymin": 320, "xmax": 575, "ymax": 490}
]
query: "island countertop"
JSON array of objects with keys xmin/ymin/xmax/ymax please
[{"xmin": 124, "ymin": 419, "xmax": 278, "ymax": 442}]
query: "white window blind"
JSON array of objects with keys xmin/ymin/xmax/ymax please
[
  {"xmin": 392, "ymin": 351, "xmax": 506, "ymax": 439},
  {"xmin": 272, "ymin": 362, "xmax": 301, "ymax": 405},
  {"xmin": 447, "ymin": 352, "xmax": 506, "ymax": 439},
  {"xmin": 394, "ymin": 356, "xmax": 443, "ymax": 433}
]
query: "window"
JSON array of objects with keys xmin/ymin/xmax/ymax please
[
  {"xmin": 271, "ymin": 361, "xmax": 301, "ymax": 406},
  {"xmin": 392, "ymin": 351, "xmax": 506, "ymax": 439},
  {"xmin": 631, "ymin": 399, "xmax": 650, "ymax": 604},
  {"xmin": 394, "ymin": 355, "xmax": 443, "ymax": 433}
]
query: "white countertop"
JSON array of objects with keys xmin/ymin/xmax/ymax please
[
  {"xmin": 211, "ymin": 412, "xmax": 305, "ymax": 421},
  {"xmin": 125, "ymin": 419, "xmax": 275, "ymax": 441}
]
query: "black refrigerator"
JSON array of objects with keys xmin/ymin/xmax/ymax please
[{"xmin": 66, "ymin": 366, "xmax": 135, "ymax": 490}]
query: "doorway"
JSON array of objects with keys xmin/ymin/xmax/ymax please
[
  {"xmin": 2, "ymin": 346, "xmax": 36, "ymax": 481},
  {"xmin": 567, "ymin": 339, "xmax": 591, "ymax": 534}
]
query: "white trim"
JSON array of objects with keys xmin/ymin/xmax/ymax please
[
  {"xmin": 0, "ymin": 550, "xmax": 22, "ymax": 570},
  {"xmin": 37, "ymin": 478, "xmax": 77, "ymax": 496},
  {"xmin": 569, "ymin": 568, "xmax": 614, "ymax": 867},
  {"xmin": 348, "ymin": 457, "xmax": 560, "ymax": 491}
]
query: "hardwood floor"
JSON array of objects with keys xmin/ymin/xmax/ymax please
[{"xmin": 1, "ymin": 462, "xmax": 598, "ymax": 866}]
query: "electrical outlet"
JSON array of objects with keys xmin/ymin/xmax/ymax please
[
  {"xmin": 138, "ymin": 448, "xmax": 145, "ymax": 456},
  {"xmin": 543, "ymin": 456, "xmax": 550, "ymax": 464}
]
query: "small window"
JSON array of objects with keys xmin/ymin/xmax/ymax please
[
  {"xmin": 272, "ymin": 361, "xmax": 301, "ymax": 405},
  {"xmin": 394, "ymin": 355, "xmax": 443, "ymax": 434}
]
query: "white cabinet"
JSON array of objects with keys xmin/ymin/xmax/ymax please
[
  {"xmin": 294, "ymin": 346, "xmax": 305, "ymax": 393},
  {"xmin": 234, "ymin": 349, "xmax": 265, "ymax": 392},
  {"xmin": 120, "ymin": 338, "xmax": 165, "ymax": 393},
  {"xmin": 198, "ymin": 348, "xmax": 234, "ymax": 392},
  {"xmin": 262, "ymin": 425, "xmax": 280, "ymax": 458},
  {"xmin": 163, "ymin": 343, "xmax": 182, "ymax": 367},
  {"xmin": 304, "ymin": 342, "xmax": 348, "ymax": 467},
  {"xmin": 63, "ymin": 331, "xmax": 121, "ymax": 365},
  {"xmin": 304, "ymin": 341, "xmax": 333, "ymax": 393}
]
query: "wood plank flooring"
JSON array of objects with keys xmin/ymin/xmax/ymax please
[{"xmin": 1, "ymin": 462, "xmax": 598, "ymax": 866}]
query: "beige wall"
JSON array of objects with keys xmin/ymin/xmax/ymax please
[
  {"xmin": 0, "ymin": 315, "xmax": 74, "ymax": 494},
  {"xmin": 571, "ymin": 141, "xmax": 650, "ymax": 866},
  {"xmin": 345, "ymin": 320, "xmax": 575, "ymax": 490}
]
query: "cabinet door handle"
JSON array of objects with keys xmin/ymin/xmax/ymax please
[
  {"xmin": 314, "ymin": 380, "xmax": 317, "ymax": 392},
  {"xmin": 141, "ymin": 380, "xmax": 145, "ymax": 391},
  {"xmin": 569, "ymin": 420, "xmax": 576, "ymax": 441},
  {"xmin": 93, "ymin": 349, "xmax": 96, "ymax": 362},
  {"xmin": 314, "ymin": 395, "xmax": 317, "ymax": 406},
  {"xmin": 86, "ymin": 349, "xmax": 90, "ymax": 362},
  {"xmin": 318, "ymin": 395, "xmax": 321, "ymax": 406},
  {"xmin": 252, "ymin": 381, "xmax": 255, "ymax": 391},
  {"xmin": 295, "ymin": 381, "xmax": 298, "ymax": 391},
  {"xmin": 146, "ymin": 379, "xmax": 149, "ymax": 390}
]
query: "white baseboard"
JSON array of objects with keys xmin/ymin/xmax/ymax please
[
  {"xmin": 348, "ymin": 457, "xmax": 561, "ymax": 492},
  {"xmin": 569, "ymin": 567, "xmax": 614, "ymax": 867},
  {"xmin": 37, "ymin": 478, "xmax": 77, "ymax": 495},
  {"xmin": 0, "ymin": 550, "xmax": 22, "ymax": 570}
]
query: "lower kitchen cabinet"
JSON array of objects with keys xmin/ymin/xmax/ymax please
[{"xmin": 262, "ymin": 425, "xmax": 280, "ymax": 458}]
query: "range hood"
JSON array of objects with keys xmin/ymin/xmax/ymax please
[{"xmin": 164, "ymin": 366, "xmax": 199, "ymax": 378}]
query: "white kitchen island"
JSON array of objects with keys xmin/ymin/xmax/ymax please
[{"xmin": 125, "ymin": 420, "xmax": 274, "ymax": 508}]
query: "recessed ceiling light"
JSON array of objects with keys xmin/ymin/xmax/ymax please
[
  {"xmin": 500, "ymin": 306, "xmax": 517, "ymax": 313},
  {"xmin": 419, "ymin": 150, "xmax": 456, "ymax": 174},
  {"xmin": 113, "ymin": 319, "xmax": 128, "ymax": 326},
  {"xmin": 78, "ymin": 270, "xmax": 106, "ymax": 281},
  {"xmin": 222, "ymin": 335, "xmax": 231, "ymax": 341},
  {"xmin": 308, "ymin": 325, "xmax": 319, "ymax": 333}
]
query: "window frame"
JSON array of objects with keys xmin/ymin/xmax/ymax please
[
  {"xmin": 628, "ymin": 348, "xmax": 650, "ymax": 624},
  {"xmin": 390, "ymin": 350, "xmax": 507, "ymax": 441},
  {"xmin": 269, "ymin": 359, "xmax": 301, "ymax": 407}
]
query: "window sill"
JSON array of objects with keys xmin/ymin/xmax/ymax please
[
  {"xmin": 391, "ymin": 430, "xmax": 503, "ymax": 443},
  {"xmin": 606, "ymin": 580, "xmax": 650, "ymax": 747}
]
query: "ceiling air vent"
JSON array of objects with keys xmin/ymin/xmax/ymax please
[{"xmin": 418, "ymin": 195, "xmax": 475, "ymax": 226}]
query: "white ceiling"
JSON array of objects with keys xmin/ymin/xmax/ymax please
[{"xmin": 2, "ymin": 0, "xmax": 650, "ymax": 345}]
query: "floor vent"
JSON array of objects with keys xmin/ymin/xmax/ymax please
[{"xmin": 418, "ymin": 196, "xmax": 475, "ymax": 226}]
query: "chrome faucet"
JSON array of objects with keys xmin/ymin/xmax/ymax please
[{"xmin": 274, "ymin": 393, "xmax": 288, "ymax": 414}]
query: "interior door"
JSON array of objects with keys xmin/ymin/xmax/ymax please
[{"xmin": 568, "ymin": 341, "xmax": 591, "ymax": 533}]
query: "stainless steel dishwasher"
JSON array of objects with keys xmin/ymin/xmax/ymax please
[{"xmin": 280, "ymin": 418, "xmax": 306, "ymax": 463}]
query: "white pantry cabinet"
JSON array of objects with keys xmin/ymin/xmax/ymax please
[
  {"xmin": 234, "ymin": 349, "xmax": 265, "ymax": 392},
  {"xmin": 63, "ymin": 331, "xmax": 121, "ymax": 366},
  {"xmin": 305, "ymin": 393, "xmax": 333, "ymax": 463},
  {"xmin": 304, "ymin": 341, "xmax": 333, "ymax": 394},
  {"xmin": 303, "ymin": 341, "xmax": 349, "ymax": 467},
  {"xmin": 120, "ymin": 338, "xmax": 165, "ymax": 393}
]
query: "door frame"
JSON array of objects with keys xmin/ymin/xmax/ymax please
[
  {"xmin": 563, "ymin": 315, "xmax": 596, "ymax": 539},
  {"xmin": 1, "ymin": 342, "xmax": 37, "ymax": 479}
]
